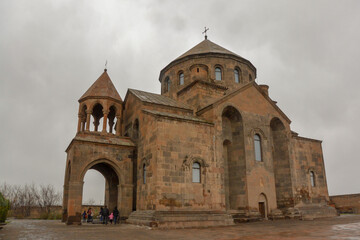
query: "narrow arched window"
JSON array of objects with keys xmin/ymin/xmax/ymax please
[
  {"xmin": 143, "ymin": 164, "xmax": 146, "ymax": 184},
  {"xmin": 215, "ymin": 67, "xmax": 222, "ymax": 81},
  {"xmin": 254, "ymin": 134, "xmax": 262, "ymax": 161},
  {"xmin": 234, "ymin": 69, "xmax": 240, "ymax": 83},
  {"xmin": 192, "ymin": 162, "xmax": 201, "ymax": 183},
  {"xmin": 164, "ymin": 77, "xmax": 170, "ymax": 93},
  {"xmin": 249, "ymin": 74, "xmax": 253, "ymax": 82},
  {"xmin": 310, "ymin": 171, "xmax": 315, "ymax": 187},
  {"xmin": 179, "ymin": 72, "xmax": 184, "ymax": 85}
]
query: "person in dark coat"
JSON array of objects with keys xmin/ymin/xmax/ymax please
[
  {"xmin": 103, "ymin": 205, "xmax": 110, "ymax": 225},
  {"xmin": 100, "ymin": 207, "xmax": 104, "ymax": 223},
  {"xmin": 113, "ymin": 207, "xmax": 119, "ymax": 224},
  {"xmin": 86, "ymin": 208, "xmax": 92, "ymax": 222}
]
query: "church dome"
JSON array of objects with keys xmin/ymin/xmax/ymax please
[
  {"xmin": 159, "ymin": 39, "xmax": 257, "ymax": 97},
  {"xmin": 174, "ymin": 39, "xmax": 247, "ymax": 62}
]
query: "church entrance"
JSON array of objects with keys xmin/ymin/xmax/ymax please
[
  {"xmin": 82, "ymin": 162, "xmax": 120, "ymax": 212},
  {"xmin": 258, "ymin": 193, "xmax": 268, "ymax": 219},
  {"xmin": 63, "ymin": 156, "xmax": 135, "ymax": 225},
  {"xmin": 83, "ymin": 169, "xmax": 105, "ymax": 206},
  {"xmin": 259, "ymin": 202, "xmax": 265, "ymax": 218},
  {"xmin": 82, "ymin": 163, "xmax": 119, "ymax": 211}
]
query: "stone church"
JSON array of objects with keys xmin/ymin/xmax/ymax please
[{"xmin": 62, "ymin": 37, "xmax": 336, "ymax": 227}]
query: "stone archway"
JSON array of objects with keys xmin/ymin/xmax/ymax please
[
  {"xmin": 62, "ymin": 143, "xmax": 135, "ymax": 225},
  {"xmin": 82, "ymin": 161, "xmax": 120, "ymax": 211},
  {"xmin": 221, "ymin": 106, "xmax": 247, "ymax": 210},
  {"xmin": 270, "ymin": 117, "xmax": 293, "ymax": 209}
]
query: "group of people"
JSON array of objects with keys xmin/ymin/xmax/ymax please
[
  {"xmin": 100, "ymin": 206, "xmax": 120, "ymax": 224},
  {"xmin": 82, "ymin": 208, "xmax": 93, "ymax": 223},
  {"xmin": 82, "ymin": 206, "xmax": 120, "ymax": 224}
]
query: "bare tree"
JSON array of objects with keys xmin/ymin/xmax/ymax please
[
  {"xmin": 85, "ymin": 198, "xmax": 96, "ymax": 205},
  {"xmin": 38, "ymin": 184, "xmax": 61, "ymax": 214},
  {"xmin": 0, "ymin": 182, "xmax": 62, "ymax": 218}
]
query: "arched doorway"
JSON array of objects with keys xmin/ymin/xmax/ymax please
[
  {"xmin": 82, "ymin": 170, "xmax": 105, "ymax": 205},
  {"xmin": 258, "ymin": 193, "xmax": 268, "ymax": 219},
  {"xmin": 82, "ymin": 162, "xmax": 120, "ymax": 212},
  {"xmin": 222, "ymin": 106, "xmax": 246, "ymax": 210}
]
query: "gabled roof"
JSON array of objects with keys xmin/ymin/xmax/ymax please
[
  {"xmin": 196, "ymin": 81, "xmax": 291, "ymax": 124},
  {"xmin": 79, "ymin": 70, "xmax": 122, "ymax": 102},
  {"xmin": 127, "ymin": 89, "xmax": 192, "ymax": 111},
  {"xmin": 175, "ymin": 39, "xmax": 243, "ymax": 61}
]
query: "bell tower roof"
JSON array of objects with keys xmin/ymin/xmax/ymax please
[{"xmin": 79, "ymin": 69, "xmax": 122, "ymax": 102}]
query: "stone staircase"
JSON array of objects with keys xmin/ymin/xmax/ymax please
[
  {"xmin": 296, "ymin": 203, "xmax": 338, "ymax": 220},
  {"xmin": 229, "ymin": 210, "xmax": 262, "ymax": 223},
  {"xmin": 127, "ymin": 210, "xmax": 234, "ymax": 228}
]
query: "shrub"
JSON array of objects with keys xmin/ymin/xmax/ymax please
[{"xmin": 0, "ymin": 192, "xmax": 9, "ymax": 223}]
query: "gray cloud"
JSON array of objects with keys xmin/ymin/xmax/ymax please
[{"xmin": 1, "ymin": 0, "xmax": 359, "ymax": 202}]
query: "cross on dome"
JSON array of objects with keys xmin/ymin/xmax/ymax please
[{"xmin": 202, "ymin": 27, "xmax": 209, "ymax": 39}]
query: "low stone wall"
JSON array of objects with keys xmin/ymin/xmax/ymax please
[
  {"xmin": 8, "ymin": 206, "xmax": 62, "ymax": 219},
  {"xmin": 9, "ymin": 205, "xmax": 106, "ymax": 219},
  {"xmin": 330, "ymin": 194, "xmax": 360, "ymax": 214}
]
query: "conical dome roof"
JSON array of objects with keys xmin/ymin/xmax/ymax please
[
  {"xmin": 159, "ymin": 38, "xmax": 256, "ymax": 81},
  {"xmin": 175, "ymin": 39, "xmax": 243, "ymax": 61},
  {"xmin": 79, "ymin": 70, "xmax": 122, "ymax": 102}
]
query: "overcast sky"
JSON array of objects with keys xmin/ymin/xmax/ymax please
[{"xmin": 0, "ymin": 0, "xmax": 359, "ymax": 204}]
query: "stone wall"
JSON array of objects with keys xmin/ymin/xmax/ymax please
[
  {"xmin": 330, "ymin": 194, "xmax": 360, "ymax": 213},
  {"xmin": 290, "ymin": 136, "xmax": 330, "ymax": 205},
  {"xmin": 150, "ymin": 114, "xmax": 221, "ymax": 211}
]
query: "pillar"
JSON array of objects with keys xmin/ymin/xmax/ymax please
[
  {"xmin": 108, "ymin": 182, "xmax": 118, "ymax": 211},
  {"xmin": 81, "ymin": 117, "xmax": 86, "ymax": 131},
  {"xmin": 62, "ymin": 184, "xmax": 69, "ymax": 222},
  {"xmin": 116, "ymin": 115, "xmax": 121, "ymax": 136},
  {"xmin": 118, "ymin": 184, "xmax": 134, "ymax": 217},
  {"xmin": 109, "ymin": 117, "xmax": 114, "ymax": 134},
  {"xmin": 85, "ymin": 110, "xmax": 92, "ymax": 131},
  {"xmin": 77, "ymin": 114, "xmax": 82, "ymax": 133},
  {"xmin": 66, "ymin": 181, "xmax": 84, "ymax": 225},
  {"xmin": 102, "ymin": 110, "xmax": 109, "ymax": 133},
  {"xmin": 94, "ymin": 117, "xmax": 100, "ymax": 131}
]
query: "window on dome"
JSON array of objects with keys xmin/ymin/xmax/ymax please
[
  {"xmin": 215, "ymin": 67, "xmax": 222, "ymax": 81},
  {"xmin": 164, "ymin": 77, "xmax": 170, "ymax": 93}
]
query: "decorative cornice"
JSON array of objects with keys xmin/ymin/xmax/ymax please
[{"xmin": 181, "ymin": 155, "xmax": 209, "ymax": 170}]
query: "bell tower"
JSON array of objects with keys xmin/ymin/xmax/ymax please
[
  {"xmin": 77, "ymin": 69, "xmax": 123, "ymax": 135},
  {"xmin": 62, "ymin": 69, "xmax": 136, "ymax": 225}
]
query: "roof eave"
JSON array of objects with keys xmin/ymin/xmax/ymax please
[{"xmin": 78, "ymin": 95, "xmax": 123, "ymax": 104}]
